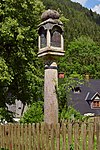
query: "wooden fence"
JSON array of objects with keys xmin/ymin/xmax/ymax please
[{"xmin": 0, "ymin": 120, "xmax": 100, "ymax": 150}]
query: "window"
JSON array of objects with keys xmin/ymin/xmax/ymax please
[
  {"xmin": 18, "ymin": 107, "xmax": 21, "ymax": 109},
  {"xmin": 73, "ymin": 87, "xmax": 81, "ymax": 93},
  {"xmin": 92, "ymin": 101, "xmax": 100, "ymax": 108}
]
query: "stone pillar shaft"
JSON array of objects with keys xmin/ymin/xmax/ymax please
[{"xmin": 44, "ymin": 61, "xmax": 58, "ymax": 124}]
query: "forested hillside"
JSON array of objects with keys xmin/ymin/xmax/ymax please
[{"xmin": 42, "ymin": 0, "xmax": 100, "ymax": 79}]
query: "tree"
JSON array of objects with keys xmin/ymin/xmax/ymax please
[
  {"xmin": 57, "ymin": 73, "xmax": 83, "ymax": 118},
  {"xmin": 0, "ymin": 0, "xmax": 45, "ymax": 108},
  {"xmin": 59, "ymin": 36, "xmax": 100, "ymax": 78}
]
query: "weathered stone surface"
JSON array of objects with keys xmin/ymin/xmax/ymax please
[
  {"xmin": 41, "ymin": 9, "xmax": 60, "ymax": 21},
  {"xmin": 44, "ymin": 61, "xmax": 58, "ymax": 124}
]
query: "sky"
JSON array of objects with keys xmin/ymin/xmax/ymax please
[{"xmin": 71, "ymin": 0, "xmax": 100, "ymax": 14}]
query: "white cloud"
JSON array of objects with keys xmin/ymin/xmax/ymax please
[
  {"xmin": 92, "ymin": 4, "xmax": 100, "ymax": 14},
  {"xmin": 71, "ymin": 0, "xmax": 88, "ymax": 6}
]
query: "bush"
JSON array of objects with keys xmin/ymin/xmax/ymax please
[
  {"xmin": 20, "ymin": 101, "xmax": 44, "ymax": 123},
  {"xmin": 59, "ymin": 106, "xmax": 88, "ymax": 121},
  {"xmin": 0, "ymin": 108, "xmax": 13, "ymax": 123}
]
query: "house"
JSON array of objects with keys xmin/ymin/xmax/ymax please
[
  {"xmin": 6, "ymin": 100, "xmax": 28, "ymax": 121},
  {"xmin": 69, "ymin": 79, "xmax": 100, "ymax": 116}
]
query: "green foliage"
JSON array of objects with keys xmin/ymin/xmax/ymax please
[
  {"xmin": 20, "ymin": 101, "xmax": 44, "ymax": 123},
  {"xmin": 59, "ymin": 36, "xmax": 100, "ymax": 78},
  {"xmin": 0, "ymin": 107, "xmax": 13, "ymax": 123},
  {"xmin": 0, "ymin": 0, "xmax": 45, "ymax": 108},
  {"xmin": 60, "ymin": 106, "xmax": 87, "ymax": 121},
  {"xmin": 0, "ymin": 57, "xmax": 13, "ymax": 83}
]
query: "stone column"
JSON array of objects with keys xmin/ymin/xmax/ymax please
[
  {"xmin": 38, "ymin": 9, "xmax": 65, "ymax": 124},
  {"xmin": 44, "ymin": 60, "xmax": 58, "ymax": 124}
]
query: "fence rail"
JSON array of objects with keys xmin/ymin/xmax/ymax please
[{"xmin": 0, "ymin": 118, "xmax": 100, "ymax": 150}]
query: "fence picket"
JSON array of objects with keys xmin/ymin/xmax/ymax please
[
  {"xmin": 88, "ymin": 123, "xmax": 94, "ymax": 150},
  {"xmin": 45, "ymin": 123, "xmax": 50, "ymax": 150},
  {"xmin": 25, "ymin": 124, "xmax": 29, "ymax": 150},
  {"xmin": 62, "ymin": 123, "xmax": 66, "ymax": 150},
  {"xmin": 32, "ymin": 124, "xmax": 36, "ymax": 150},
  {"xmin": 18, "ymin": 124, "xmax": 21, "ymax": 150},
  {"xmin": 11, "ymin": 124, "xmax": 14, "ymax": 150},
  {"xmin": 74, "ymin": 122, "xmax": 80, "ymax": 150},
  {"xmin": 5, "ymin": 124, "xmax": 8, "ymax": 149},
  {"xmin": 96, "ymin": 123, "xmax": 100, "ymax": 150},
  {"xmin": 81, "ymin": 122, "xmax": 87, "ymax": 150},
  {"xmin": 2, "ymin": 125, "xmax": 4, "ymax": 149},
  {"xmin": 0, "ymin": 125, "xmax": 1, "ymax": 147},
  {"xmin": 9, "ymin": 124, "xmax": 13, "ymax": 150},
  {"xmin": 55, "ymin": 123, "xmax": 60, "ymax": 150},
  {"xmin": 41, "ymin": 123, "xmax": 45, "ymax": 150},
  {"xmin": 14, "ymin": 124, "xmax": 17, "ymax": 150},
  {"xmin": 36, "ymin": 123, "xmax": 41, "ymax": 150},
  {"xmin": 68, "ymin": 121, "xmax": 73, "ymax": 150},
  {"xmin": 50, "ymin": 124, "xmax": 55, "ymax": 150},
  {"xmin": 20, "ymin": 124, "xmax": 24, "ymax": 150}
]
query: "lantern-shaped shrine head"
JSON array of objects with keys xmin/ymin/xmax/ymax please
[{"xmin": 38, "ymin": 9, "xmax": 64, "ymax": 58}]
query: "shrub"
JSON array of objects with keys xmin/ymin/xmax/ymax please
[
  {"xmin": 20, "ymin": 101, "xmax": 44, "ymax": 123},
  {"xmin": 59, "ymin": 106, "xmax": 88, "ymax": 121}
]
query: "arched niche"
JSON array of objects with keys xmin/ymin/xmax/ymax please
[
  {"xmin": 38, "ymin": 27, "xmax": 47, "ymax": 49},
  {"xmin": 50, "ymin": 26, "xmax": 62, "ymax": 47}
]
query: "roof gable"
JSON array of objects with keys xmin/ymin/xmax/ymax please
[
  {"xmin": 91, "ymin": 93, "xmax": 100, "ymax": 101},
  {"xmin": 85, "ymin": 92, "xmax": 100, "ymax": 101}
]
